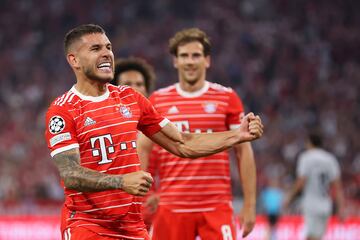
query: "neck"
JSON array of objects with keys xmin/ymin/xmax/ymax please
[
  {"xmin": 179, "ymin": 78, "xmax": 206, "ymax": 92},
  {"xmin": 75, "ymin": 76, "xmax": 108, "ymax": 97}
]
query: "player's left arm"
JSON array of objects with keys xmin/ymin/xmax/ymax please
[
  {"xmin": 149, "ymin": 113, "xmax": 263, "ymax": 158},
  {"xmin": 235, "ymin": 142, "xmax": 256, "ymax": 238},
  {"xmin": 331, "ymin": 178, "xmax": 345, "ymax": 221}
]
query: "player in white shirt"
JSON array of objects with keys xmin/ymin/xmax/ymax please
[{"xmin": 284, "ymin": 132, "xmax": 345, "ymax": 240}]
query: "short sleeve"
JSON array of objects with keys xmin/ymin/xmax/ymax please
[
  {"xmin": 297, "ymin": 154, "xmax": 308, "ymax": 177},
  {"xmin": 226, "ymin": 89, "xmax": 245, "ymax": 130},
  {"xmin": 136, "ymin": 91, "xmax": 169, "ymax": 137},
  {"xmin": 44, "ymin": 105, "xmax": 79, "ymax": 157}
]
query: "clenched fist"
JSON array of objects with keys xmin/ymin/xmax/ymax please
[
  {"xmin": 237, "ymin": 112, "xmax": 264, "ymax": 143},
  {"xmin": 121, "ymin": 171, "xmax": 153, "ymax": 196}
]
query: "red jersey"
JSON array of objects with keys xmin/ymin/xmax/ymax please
[
  {"xmin": 44, "ymin": 84, "xmax": 168, "ymax": 236},
  {"xmin": 149, "ymin": 81, "xmax": 244, "ymax": 212}
]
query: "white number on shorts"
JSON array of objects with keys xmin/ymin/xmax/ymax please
[{"xmin": 221, "ymin": 225, "xmax": 233, "ymax": 240}]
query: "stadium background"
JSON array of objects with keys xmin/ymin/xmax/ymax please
[{"xmin": 0, "ymin": 0, "xmax": 359, "ymax": 239}]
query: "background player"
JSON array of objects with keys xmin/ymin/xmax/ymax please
[
  {"xmin": 44, "ymin": 24, "xmax": 264, "ymax": 240},
  {"xmin": 111, "ymin": 57, "xmax": 156, "ymax": 97},
  {"xmin": 284, "ymin": 131, "xmax": 345, "ymax": 240},
  {"xmin": 138, "ymin": 28, "xmax": 257, "ymax": 239},
  {"xmin": 111, "ymin": 56, "xmax": 157, "ymax": 230}
]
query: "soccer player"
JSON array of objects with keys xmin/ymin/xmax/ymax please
[
  {"xmin": 111, "ymin": 57, "xmax": 155, "ymax": 97},
  {"xmin": 284, "ymin": 132, "xmax": 345, "ymax": 240},
  {"xmin": 137, "ymin": 28, "xmax": 258, "ymax": 240},
  {"xmin": 44, "ymin": 24, "xmax": 263, "ymax": 240},
  {"xmin": 111, "ymin": 57, "xmax": 157, "ymax": 230}
]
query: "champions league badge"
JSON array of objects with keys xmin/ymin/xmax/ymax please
[
  {"xmin": 49, "ymin": 116, "xmax": 65, "ymax": 134},
  {"xmin": 203, "ymin": 103, "xmax": 217, "ymax": 113},
  {"xmin": 120, "ymin": 106, "xmax": 132, "ymax": 118}
]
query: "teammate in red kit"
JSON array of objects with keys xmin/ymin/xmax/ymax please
[
  {"xmin": 44, "ymin": 24, "xmax": 263, "ymax": 240},
  {"xmin": 138, "ymin": 28, "xmax": 257, "ymax": 239},
  {"xmin": 111, "ymin": 57, "xmax": 158, "ymax": 230}
]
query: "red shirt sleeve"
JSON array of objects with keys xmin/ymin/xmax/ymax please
[
  {"xmin": 44, "ymin": 104, "xmax": 79, "ymax": 157},
  {"xmin": 226, "ymin": 89, "xmax": 245, "ymax": 129},
  {"xmin": 136, "ymin": 91, "xmax": 168, "ymax": 137}
]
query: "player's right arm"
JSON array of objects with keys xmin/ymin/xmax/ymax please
[
  {"xmin": 52, "ymin": 148, "xmax": 152, "ymax": 195},
  {"xmin": 45, "ymin": 102, "xmax": 152, "ymax": 196}
]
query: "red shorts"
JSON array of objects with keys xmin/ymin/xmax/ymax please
[
  {"xmin": 151, "ymin": 204, "xmax": 236, "ymax": 240},
  {"xmin": 60, "ymin": 204, "xmax": 149, "ymax": 240},
  {"xmin": 63, "ymin": 226, "xmax": 150, "ymax": 240}
]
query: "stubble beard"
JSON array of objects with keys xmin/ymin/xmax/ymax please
[{"xmin": 83, "ymin": 66, "xmax": 113, "ymax": 83}]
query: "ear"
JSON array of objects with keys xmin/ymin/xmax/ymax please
[
  {"xmin": 205, "ymin": 55, "xmax": 211, "ymax": 68},
  {"xmin": 66, "ymin": 53, "xmax": 80, "ymax": 69},
  {"xmin": 173, "ymin": 56, "xmax": 178, "ymax": 69}
]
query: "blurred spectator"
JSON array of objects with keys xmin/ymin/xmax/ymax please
[{"xmin": 0, "ymin": 0, "xmax": 359, "ymax": 216}]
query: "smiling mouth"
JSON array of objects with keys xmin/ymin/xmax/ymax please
[{"xmin": 97, "ymin": 62, "xmax": 112, "ymax": 72}]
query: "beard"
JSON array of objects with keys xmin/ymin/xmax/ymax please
[{"xmin": 83, "ymin": 65, "xmax": 113, "ymax": 83}]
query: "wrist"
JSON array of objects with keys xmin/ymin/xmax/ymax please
[{"xmin": 117, "ymin": 175, "xmax": 123, "ymax": 189}]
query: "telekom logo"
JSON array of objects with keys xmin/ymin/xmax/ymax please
[{"xmin": 90, "ymin": 134, "xmax": 115, "ymax": 165}]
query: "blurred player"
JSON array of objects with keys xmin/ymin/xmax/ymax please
[
  {"xmin": 111, "ymin": 56, "xmax": 157, "ymax": 230},
  {"xmin": 137, "ymin": 28, "xmax": 258, "ymax": 240},
  {"xmin": 284, "ymin": 132, "xmax": 345, "ymax": 240},
  {"xmin": 111, "ymin": 57, "xmax": 155, "ymax": 97},
  {"xmin": 260, "ymin": 178, "xmax": 284, "ymax": 240},
  {"xmin": 44, "ymin": 24, "xmax": 264, "ymax": 240}
]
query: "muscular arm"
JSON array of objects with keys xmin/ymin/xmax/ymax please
[
  {"xmin": 235, "ymin": 142, "xmax": 257, "ymax": 237},
  {"xmin": 53, "ymin": 148, "xmax": 153, "ymax": 195},
  {"xmin": 148, "ymin": 113, "xmax": 263, "ymax": 159}
]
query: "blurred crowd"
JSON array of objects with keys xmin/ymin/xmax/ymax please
[{"xmin": 0, "ymin": 0, "xmax": 359, "ymax": 216}]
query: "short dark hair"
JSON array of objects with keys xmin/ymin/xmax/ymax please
[
  {"xmin": 64, "ymin": 24, "xmax": 105, "ymax": 54},
  {"xmin": 111, "ymin": 57, "xmax": 156, "ymax": 94},
  {"xmin": 308, "ymin": 132, "xmax": 323, "ymax": 147},
  {"xmin": 169, "ymin": 28, "xmax": 211, "ymax": 56}
]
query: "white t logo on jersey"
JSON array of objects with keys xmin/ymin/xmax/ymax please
[
  {"xmin": 90, "ymin": 134, "xmax": 115, "ymax": 165},
  {"xmin": 173, "ymin": 120, "xmax": 213, "ymax": 134}
]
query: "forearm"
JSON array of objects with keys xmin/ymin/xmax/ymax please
[
  {"xmin": 177, "ymin": 130, "xmax": 241, "ymax": 158},
  {"xmin": 237, "ymin": 143, "xmax": 256, "ymax": 208},
  {"xmin": 287, "ymin": 178, "xmax": 305, "ymax": 204},
  {"xmin": 53, "ymin": 148, "xmax": 122, "ymax": 192},
  {"xmin": 333, "ymin": 179, "xmax": 345, "ymax": 211},
  {"xmin": 61, "ymin": 165, "xmax": 122, "ymax": 192}
]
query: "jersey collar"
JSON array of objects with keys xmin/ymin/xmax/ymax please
[
  {"xmin": 175, "ymin": 81, "xmax": 209, "ymax": 98},
  {"xmin": 71, "ymin": 84, "xmax": 110, "ymax": 102}
]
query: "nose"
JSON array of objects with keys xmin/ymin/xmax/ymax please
[
  {"xmin": 101, "ymin": 48, "xmax": 113, "ymax": 58},
  {"xmin": 184, "ymin": 56, "xmax": 195, "ymax": 65}
]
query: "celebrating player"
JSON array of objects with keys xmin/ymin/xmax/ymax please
[
  {"xmin": 44, "ymin": 24, "xmax": 263, "ymax": 240},
  {"xmin": 137, "ymin": 28, "xmax": 258, "ymax": 239}
]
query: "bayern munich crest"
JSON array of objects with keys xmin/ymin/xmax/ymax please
[
  {"xmin": 49, "ymin": 116, "xmax": 65, "ymax": 134},
  {"xmin": 120, "ymin": 106, "xmax": 132, "ymax": 118},
  {"xmin": 203, "ymin": 103, "xmax": 217, "ymax": 113}
]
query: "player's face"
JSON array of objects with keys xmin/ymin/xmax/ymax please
[
  {"xmin": 174, "ymin": 41, "xmax": 210, "ymax": 84},
  {"xmin": 71, "ymin": 33, "xmax": 114, "ymax": 82},
  {"xmin": 117, "ymin": 70, "xmax": 147, "ymax": 96}
]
